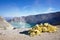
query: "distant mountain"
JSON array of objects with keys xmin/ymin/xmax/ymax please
[
  {"xmin": 5, "ymin": 11, "xmax": 60, "ymax": 25},
  {"xmin": 25, "ymin": 12, "xmax": 60, "ymax": 25},
  {"xmin": 4, "ymin": 17, "xmax": 14, "ymax": 22}
]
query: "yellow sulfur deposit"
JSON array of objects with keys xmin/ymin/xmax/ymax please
[
  {"xmin": 28, "ymin": 23, "xmax": 58, "ymax": 37},
  {"xmin": 44, "ymin": 23, "xmax": 49, "ymax": 27},
  {"xmin": 42, "ymin": 27, "xmax": 48, "ymax": 32},
  {"xmin": 29, "ymin": 32, "xmax": 35, "ymax": 37},
  {"xmin": 47, "ymin": 26, "xmax": 57, "ymax": 32},
  {"xmin": 33, "ymin": 30, "xmax": 41, "ymax": 35}
]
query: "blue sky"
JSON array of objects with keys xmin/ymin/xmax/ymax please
[{"xmin": 0, "ymin": 0, "xmax": 60, "ymax": 17}]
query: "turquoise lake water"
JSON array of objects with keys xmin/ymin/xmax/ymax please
[{"xmin": 10, "ymin": 22, "xmax": 34, "ymax": 28}]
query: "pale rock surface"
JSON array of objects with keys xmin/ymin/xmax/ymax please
[{"xmin": 0, "ymin": 16, "xmax": 13, "ymax": 30}]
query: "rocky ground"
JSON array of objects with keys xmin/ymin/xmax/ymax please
[{"xmin": 0, "ymin": 25, "xmax": 60, "ymax": 40}]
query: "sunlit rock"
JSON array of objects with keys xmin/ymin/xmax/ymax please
[
  {"xmin": 28, "ymin": 23, "xmax": 58, "ymax": 37},
  {"xmin": 0, "ymin": 16, "xmax": 14, "ymax": 30}
]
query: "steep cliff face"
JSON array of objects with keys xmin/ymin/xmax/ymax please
[
  {"xmin": 25, "ymin": 12, "xmax": 60, "ymax": 25},
  {"xmin": 6, "ymin": 12, "xmax": 60, "ymax": 25},
  {"xmin": 0, "ymin": 16, "xmax": 13, "ymax": 30}
]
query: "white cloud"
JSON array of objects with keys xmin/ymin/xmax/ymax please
[{"xmin": 43, "ymin": 7, "xmax": 55, "ymax": 13}]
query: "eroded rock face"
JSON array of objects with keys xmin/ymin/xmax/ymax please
[
  {"xmin": 8, "ymin": 12, "xmax": 60, "ymax": 25},
  {"xmin": 0, "ymin": 16, "xmax": 13, "ymax": 30}
]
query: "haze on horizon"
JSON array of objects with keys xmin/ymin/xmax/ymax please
[{"xmin": 0, "ymin": 0, "xmax": 60, "ymax": 17}]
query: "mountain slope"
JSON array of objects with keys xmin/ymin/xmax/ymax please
[
  {"xmin": 25, "ymin": 12, "xmax": 60, "ymax": 25},
  {"xmin": 5, "ymin": 11, "xmax": 60, "ymax": 25},
  {"xmin": 0, "ymin": 16, "xmax": 13, "ymax": 30}
]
